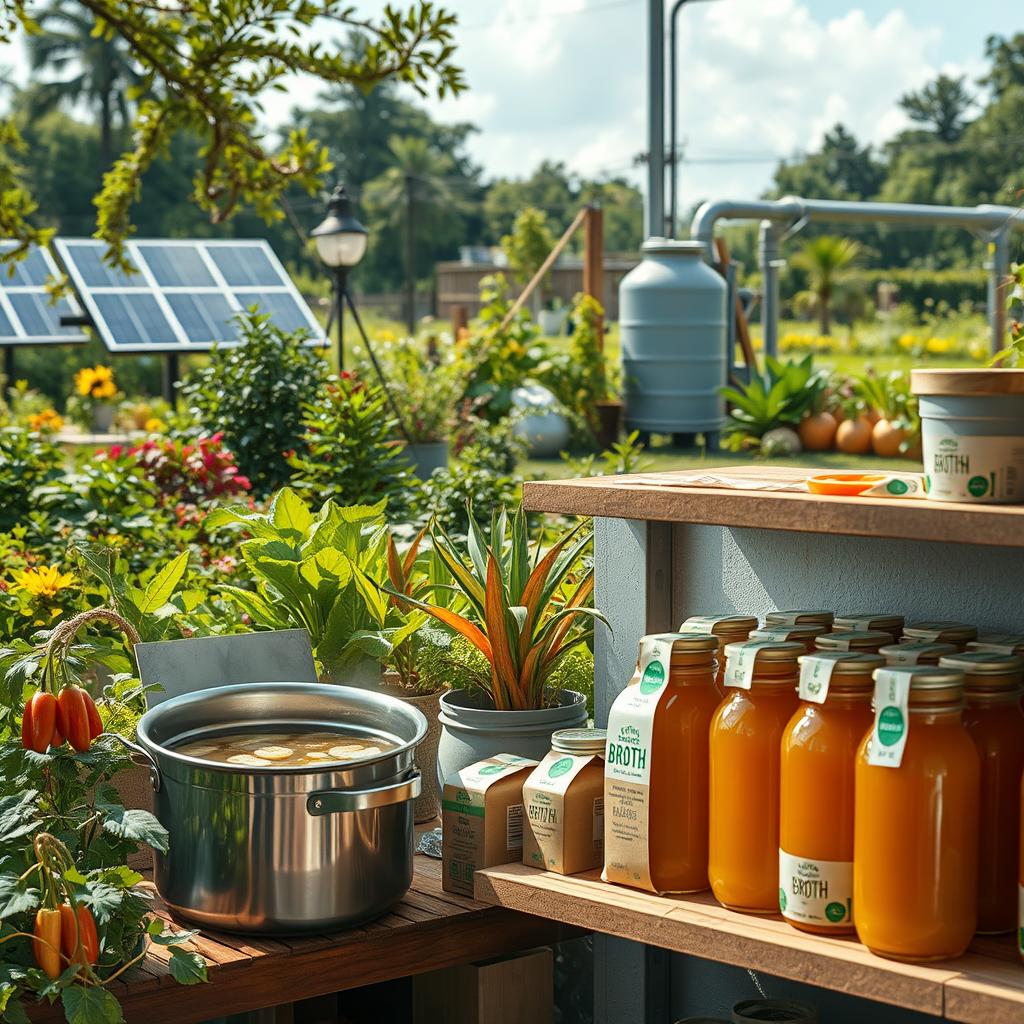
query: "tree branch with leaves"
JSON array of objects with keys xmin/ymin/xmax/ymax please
[{"xmin": 0, "ymin": 1, "xmax": 463, "ymax": 270}]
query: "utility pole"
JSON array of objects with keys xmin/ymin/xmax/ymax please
[
  {"xmin": 404, "ymin": 173, "xmax": 416, "ymax": 334},
  {"xmin": 646, "ymin": 0, "xmax": 665, "ymax": 239},
  {"xmin": 583, "ymin": 204, "xmax": 605, "ymax": 347}
]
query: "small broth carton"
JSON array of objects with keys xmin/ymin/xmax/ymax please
[{"xmin": 442, "ymin": 754, "xmax": 538, "ymax": 896}]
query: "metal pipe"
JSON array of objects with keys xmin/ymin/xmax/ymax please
[
  {"xmin": 987, "ymin": 227, "xmax": 1010, "ymax": 355},
  {"xmin": 758, "ymin": 220, "xmax": 782, "ymax": 359},
  {"xmin": 667, "ymin": 0, "xmax": 689, "ymax": 238},
  {"xmin": 691, "ymin": 196, "xmax": 1024, "ymax": 351},
  {"xmin": 646, "ymin": 0, "xmax": 665, "ymax": 238}
]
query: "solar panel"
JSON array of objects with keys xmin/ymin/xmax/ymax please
[
  {"xmin": 53, "ymin": 238, "xmax": 325, "ymax": 353},
  {"xmin": 0, "ymin": 242, "xmax": 89, "ymax": 345}
]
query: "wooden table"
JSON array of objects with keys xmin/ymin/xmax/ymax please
[{"xmin": 29, "ymin": 853, "xmax": 576, "ymax": 1024}]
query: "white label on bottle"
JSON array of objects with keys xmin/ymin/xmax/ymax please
[
  {"xmin": 725, "ymin": 641, "xmax": 777, "ymax": 690},
  {"xmin": 799, "ymin": 655, "xmax": 839, "ymax": 703},
  {"xmin": 603, "ymin": 635, "xmax": 676, "ymax": 892},
  {"xmin": 680, "ymin": 616, "xmax": 720, "ymax": 633},
  {"xmin": 925, "ymin": 434, "xmax": 1024, "ymax": 502},
  {"xmin": 779, "ymin": 850, "xmax": 853, "ymax": 928},
  {"xmin": 867, "ymin": 670, "xmax": 911, "ymax": 768}
]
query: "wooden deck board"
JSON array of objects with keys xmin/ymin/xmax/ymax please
[
  {"xmin": 26, "ymin": 854, "xmax": 576, "ymax": 1024},
  {"xmin": 474, "ymin": 862, "xmax": 1024, "ymax": 1023},
  {"xmin": 522, "ymin": 466, "xmax": 1024, "ymax": 548}
]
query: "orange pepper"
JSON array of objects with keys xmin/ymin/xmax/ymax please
[
  {"xmin": 59, "ymin": 903, "xmax": 99, "ymax": 969},
  {"xmin": 33, "ymin": 907, "xmax": 62, "ymax": 980},
  {"xmin": 21, "ymin": 692, "xmax": 59, "ymax": 754},
  {"xmin": 56, "ymin": 687, "xmax": 93, "ymax": 753}
]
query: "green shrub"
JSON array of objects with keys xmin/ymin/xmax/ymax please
[
  {"xmin": 288, "ymin": 371, "xmax": 419, "ymax": 519},
  {"xmin": 0, "ymin": 428, "xmax": 63, "ymax": 532},
  {"xmin": 179, "ymin": 309, "xmax": 326, "ymax": 495},
  {"xmin": 844, "ymin": 268, "xmax": 987, "ymax": 314}
]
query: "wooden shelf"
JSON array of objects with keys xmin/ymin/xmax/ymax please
[
  {"xmin": 474, "ymin": 863, "xmax": 1024, "ymax": 1023},
  {"xmin": 522, "ymin": 466, "xmax": 1024, "ymax": 547}
]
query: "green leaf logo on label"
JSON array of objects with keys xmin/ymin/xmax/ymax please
[
  {"xmin": 639, "ymin": 660, "xmax": 666, "ymax": 695},
  {"xmin": 968, "ymin": 476, "xmax": 989, "ymax": 497},
  {"xmin": 877, "ymin": 706, "xmax": 905, "ymax": 746},
  {"xmin": 778, "ymin": 889, "xmax": 787, "ymax": 912},
  {"xmin": 825, "ymin": 902, "xmax": 847, "ymax": 923},
  {"xmin": 548, "ymin": 757, "xmax": 574, "ymax": 778},
  {"xmin": 479, "ymin": 764, "xmax": 506, "ymax": 776},
  {"xmin": 886, "ymin": 479, "xmax": 909, "ymax": 495}
]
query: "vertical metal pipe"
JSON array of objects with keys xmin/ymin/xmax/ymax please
[
  {"xmin": 646, "ymin": 0, "xmax": 665, "ymax": 238},
  {"xmin": 759, "ymin": 220, "xmax": 781, "ymax": 359},
  {"xmin": 988, "ymin": 228, "xmax": 1010, "ymax": 355},
  {"xmin": 668, "ymin": 0, "xmax": 685, "ymax": 238}
]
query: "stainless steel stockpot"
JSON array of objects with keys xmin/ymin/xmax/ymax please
[{"xmin": 118, "ymin": 682, "xmax": 426, "ymax": 934}]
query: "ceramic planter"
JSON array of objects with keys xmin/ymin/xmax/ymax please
[
  {"xmin": 436, "ymin": 688, "xmax": 588, "ymax": 791},
  {"xmin": 512, "ymin": 384, "xmax": 571, "ymax": 458},
  {"xmin": 405, "ymin": 441, "xmax": 449, "ymax": 481},
  {"xmin": 90, "ymin": 404, "xmax": 115, "ymax": 434}
]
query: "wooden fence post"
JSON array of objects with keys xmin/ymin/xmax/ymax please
[{"xmin": 583, "ymin": 204, "xmax": 605, "ymax": 348}]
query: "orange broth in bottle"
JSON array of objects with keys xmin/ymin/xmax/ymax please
[
  {"xmin": 678, "ymin": 615, "xmax": 758, "ymax": 689},
  {"xmin": 708, "ymin": 640, "xmax": 802, "ymax": 913},
  {"xmin": 603, "ymin": 632, "xmax": 720, "ymax": 894},
  {"xmin": 941, "ymin": 651, "xmax": 1024, "ymax": 934},
  {"xmin": 854, "ymin": 665, "xmax": 979, "ymax": 962}
]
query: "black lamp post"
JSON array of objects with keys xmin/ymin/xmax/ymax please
[{"xmin": 311, "ymin": 183, "xmax": 368, "ymax": 370}]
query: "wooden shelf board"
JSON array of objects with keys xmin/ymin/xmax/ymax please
[
  {"xmin": 522, "ymin": 466, "xmax": 1024, "ymax": 548},
  {"xmin": 474, "ymin": 862, "xmax": 1024, "ymax": 1023}
]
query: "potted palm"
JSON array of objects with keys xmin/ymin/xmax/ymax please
[{"xmin": 391, "ymin": 505, "xmax": 605, "ymax": 788}]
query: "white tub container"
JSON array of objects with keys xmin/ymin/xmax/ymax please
[{"xmin": 912, "ymin": 369, "xmax": 1024, "ymax": 503}]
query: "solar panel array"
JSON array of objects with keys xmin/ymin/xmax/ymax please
[
  {"xmin": 0, "ymin": 243, "xmax": 89, "ymax": 346},
  {"xmin": 54, "ymin": 238, "xmax": 324, "ymax": 353}
]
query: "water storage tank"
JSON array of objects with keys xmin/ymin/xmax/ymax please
[{"xmin": 619, "ymin": 238, "xmax": 727, "ymax": 436}]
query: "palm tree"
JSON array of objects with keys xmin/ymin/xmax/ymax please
[
  {"xmin": 791, "ymin": 235, "xmax": 862, "ymax": 335},
  {"xmin": 363, "ymin": 136, "xmax": 471, "ymax": 330},
  {"xmin": 28, "ymin": 1, "xmax": 141, "ymax": 170}
]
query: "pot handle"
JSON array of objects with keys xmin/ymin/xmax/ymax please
[
  {"xmin": 306, "ymin": 771, "xmax": 421, "ymax": 816},
  {"xmin": 110, "ymin": 733, "xmax": 162, "ymax": 793}
]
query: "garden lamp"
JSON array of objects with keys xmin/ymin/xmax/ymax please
[{"xmin": 311, "ymin": 183, "xmax": 368, "ymax": 369}]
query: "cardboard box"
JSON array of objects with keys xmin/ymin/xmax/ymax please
[{"xmin": 442, "ymin": 754, "xmax": 538, "ymax": 896}]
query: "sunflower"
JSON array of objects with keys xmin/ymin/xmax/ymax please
[
  {"xmin": 10, "ymin": 565, "xmax": 77, "ymax": 598},
  {"xmin": 28, "ymin": 408, "xmax": 64, "ymax": 432}
]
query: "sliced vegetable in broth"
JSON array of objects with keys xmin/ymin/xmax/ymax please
[{"xmin": 175, "ymin": 730, "xmax": 395, "ymax": 767}]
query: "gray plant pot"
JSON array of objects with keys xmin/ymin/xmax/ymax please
[
  {"xmin": 436, "ymin": 688, "xmax": 588, "ymax": 791},
  {"xmin": 406, "ymin": 441, "xmax": 449, "ymax": 481},
  {"xmin": 90, "ymin": 404, "xmax": 115, "ymax": 434}
]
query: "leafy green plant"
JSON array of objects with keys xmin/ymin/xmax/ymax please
[
  {"xmin": 857, "ymin": 370, "xmax": 920, "ymax": 450},
  {"xmin": 355, "ymin": 331, "xmax": 470, "ymax": 444},
  {"xmin": 560, "ymin": 431, "xmax": 651, "ymax": 478},
  {"xmin": 993, "ymin": 263, "xmax": 1024, "ymax": 367},
  {"xmin": 720, "ymin": 355, "xmax": 826, "ymax": 451},
  {"xmin": 206, "ymin": 489, "xmax": 422, "ymax": 682},
  {"xmin": 465, "ymin": 274, "xmax": 552, "ymax": 420},
  {"xmin": 288, "ymin": 371, "xmax": 420, "ymax": 520},
  {"xmin": 501, "ymin": 207, "xmax": 556, "ymax": 307},
  {"xmin": 179, "ymin": 310, "xmax": 326, "ymax": 496},
  {"xmin": 0, "ymin": 427, "xmax": 63, "ymax": 532},
  {"xmin": 392, "ymin": 506, "xmax": 605, "ymax": 711}
]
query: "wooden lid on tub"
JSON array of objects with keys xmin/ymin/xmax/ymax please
[{"xmin": 912, "ymin": 368, "xmax": 1024, "ymax": 396}]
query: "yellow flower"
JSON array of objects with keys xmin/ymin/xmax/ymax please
[
  {"xmin": 144, "ymin": 417, "xmax": 165, "ymax": 432},
  {"xmin": 75, "ymin": 367, "xmax": 97, "ymax": 396},
  {"xmin": 926, "ymin": 337, "xmax": 951, "ymax": 354},
  {"xmin": 92, "ymin": 379, "xmax": 117, "ymax": 399},
  {"xmin": 10, "ymin": 565, "xmax": 76, "ymax": 598},
  {"xmin": 28, "ymin": 408, "xmax": 64, "ymax": 433}
]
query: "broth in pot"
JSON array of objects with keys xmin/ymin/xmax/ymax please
[{"xmin": 175, "ymin": 729, "xmax": 396, "ymax": 768}]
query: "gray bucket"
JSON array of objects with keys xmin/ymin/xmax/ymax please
[
  {"xmin": 917, "ymin": 392, "xmax": 1024, "ymax": 503},
  {"xmin": 436, "ymin": 688, "xmax": 588, "ymax": 791}
]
